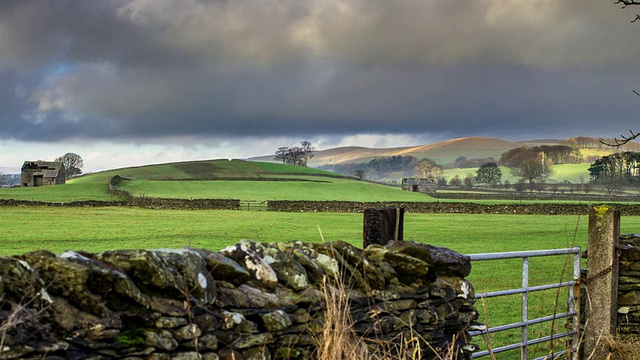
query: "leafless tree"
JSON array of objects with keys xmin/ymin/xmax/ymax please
[
  {"xmin": 55, "ymin": 152, "xmax": 83, "ymax": 179},
  {"xmin": 602, "ymin": 1, "xmax": 640, "ymax": 146},
  {"xmin": 274, "ymin": 147, "xmax": 288, "ymax": 164},
  {"xmin": 616, "ymin": 0, "xmax": 640, "ymax": 22}
]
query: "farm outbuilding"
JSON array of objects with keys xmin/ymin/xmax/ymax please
[
  {"xmin": 401, "ymin": 178, "xmax": 436, "ymax": 194},
  {"xmin": 21, "ymin": 161, "xmax": 66, "ymax": 187}
]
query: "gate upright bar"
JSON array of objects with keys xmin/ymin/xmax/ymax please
[{"xmin": 468, "ymin": 247, "xmax": 582, "ymax": 359}]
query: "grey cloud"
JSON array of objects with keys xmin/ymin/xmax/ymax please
[{"xmin": 0, "ymin": 0, "xmax": 639, "ymax": 144}]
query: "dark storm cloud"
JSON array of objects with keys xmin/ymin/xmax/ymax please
[{"xmin": 1, "ymin": 0, "xmax": 639, "ymax": 144}]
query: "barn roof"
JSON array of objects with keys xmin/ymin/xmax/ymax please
[{"xmin": 21, "ymin": 161, "xmax": 65, "ymax": 178}]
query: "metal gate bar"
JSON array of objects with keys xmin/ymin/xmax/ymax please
[{"xmin": 467, "ymin": 247, "xmax": 581, "ymax": 359}]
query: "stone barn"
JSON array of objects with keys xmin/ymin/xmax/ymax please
[
  {"xmin": 21, "ymin": 161, "xmax": 66, "ymax": 187},
  {"xmin": 402, "ymin": 178, "xmax": 436, "ymax": 194}
]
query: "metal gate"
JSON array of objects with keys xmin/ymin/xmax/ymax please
[
  {"xmin": 467, "ymin": 247, "xmax": 582, "ymax": 359},
  {"xmin": 239, "ymin": 200, "xmax": 267, "ymax": 211}
]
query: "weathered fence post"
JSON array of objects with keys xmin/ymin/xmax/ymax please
[
  {"xmin": 363, "ymin": 207, "xmax": 404, "ymax": 248},
  {"xmin": 584, "ymin": 205, "xmax": 620, "ymax": 359}
]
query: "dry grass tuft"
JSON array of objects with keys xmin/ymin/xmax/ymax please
[
  {"xmin": 315, "ymin": 276, "xmax": 370, "ymax": 360},
  {"xmin": 608, "ymin": 333, "xmax": 640, "ymax": 360},
  {"xmin": 315, "ymin": 272, "xmax": 464, "ymax": 360}
]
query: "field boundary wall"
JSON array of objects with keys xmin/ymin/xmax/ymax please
[
  {"xmin": 267, "ymin": 200, "xmax": 640, "ymax": 215},
  {"xmin": 431, "ymin": 190, "xmax": 640, "ymax": 203},
  {"xmin": 0, "ymin": 240, "xmax": 478, "ymax": 359}
]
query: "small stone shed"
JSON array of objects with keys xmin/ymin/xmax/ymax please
[
  {"xmin": 21, "ymin": 161, "xmax": 66, "ymax": 187},
  {"xmin": 402, "ymin": 178, "xmax": 436, "ymax": 194}
]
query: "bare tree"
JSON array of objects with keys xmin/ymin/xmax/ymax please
[
  {"xmin": 354, "ymin": 169, "xmax": 366, "ymax": 180},
  {"xmin": 286, "ymin": 146, "xmax": 305, "ymax": 166},
  {"xmin": 616, "ymin": 0, "xmax": 640, "ymax": 22},
  {"xmin": 55, "ymin": 153, "xmax": 83, "ymax": 179},
  {"xmin": 275, "ymin": 141, "xmax": 315, "ymax": 167},
  {"xmin": 501, "ymin": 148, "xmax": 553, "ymax": 183},
  {"xmin": 601, "ymin": 1, "xmax": 640, "ymax": 146},
  {"xmin": 274, "ymin": 147, "xmax": 288, "ymax": 164},
  {"xmin": 463, "ymin": 173, "xmax": 475, "ymax": 190},
  {"xmin": 300, "ymin": 141, "xmax": 315, "ymax": 166}
]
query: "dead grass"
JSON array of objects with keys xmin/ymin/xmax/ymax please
[
  {"xmin": 315, "ymin": 276, "xmax": 368, "ymax": 360},
  {"xmin": 608, "ymin": 333, "xmax": 640, "ymax": 360},
  {"xmin": 314, "ymin": 272, "xmax": 467, "ymax": 360}
]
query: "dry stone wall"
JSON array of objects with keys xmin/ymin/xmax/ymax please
[
  {"xmin": 267, "ymin": 200, "xmax": 640, "ymax": 216},
  {"xmin": 581, "ymin": 233, "xmax": 640, "ymax": 336},
  {"xmin": 0, "ymin": 240, "xmax": 478, "ymax": 359},
  {"xmin": 617, "ymin": 234, "xmax": 640, "ymax": 334}
]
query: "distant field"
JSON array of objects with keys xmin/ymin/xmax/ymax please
[
  {"xmin": 442, "ymin": 163, "xmax": 591, "ymax": 184},
  {"xmin": 118, "ymin": 177, "xmax": 433, "ymax": 202}
]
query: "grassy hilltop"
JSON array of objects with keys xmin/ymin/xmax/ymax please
[{"xmin": 0, "ymin": 159, "xmax": 433, "ymax": 203}]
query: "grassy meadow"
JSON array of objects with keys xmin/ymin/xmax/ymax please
[
  {"xmin": 442, "ymin": 163, "xmax": 591, "ymax": 185},
  {"xmin": 1, "ymin": 157, "xmax": 636, "ymax": 358},
  {"xmin": 0, "ymin": 159, "xmax": 436, "ymax": 203}
]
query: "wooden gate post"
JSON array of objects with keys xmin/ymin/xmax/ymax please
[
  {"xmin": 584, "ymin": 205, "xmax": 620, "ymax": 359},
  {"xmin": 363, "ymin": 207, "xmax": 404, "ymax": 248}
]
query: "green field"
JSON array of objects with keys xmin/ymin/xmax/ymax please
[
  {"xmin": 0, "ymin": 203, "xmax": 632, "ymax": 358},
  {"xmin": 442, "ymin": 163, "xmax": 591, "ymax": 185},
  {"xmin": 1, "ymin": 207, "xmax": 610, "ymax": 255},
  {"xmin": 0, "ymin": 159, "xmax": 437, "ymax": 203},
  {"xmin": 118, "ymin": 177, "xmax": 434, "ymax": 202},
  {"xmin": 0, "ymin": 157, "xmax": 632, "ymax": 358},
  {"xmin": 0, "ymin": 206, "xmax": 631, "ymax": 357}
]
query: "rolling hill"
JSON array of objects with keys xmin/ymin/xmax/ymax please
[
  {"xmin": 252, "ymin": 137, "xmax": 526, "ymax": 168},
  {"xmin": 252, "ymin": 136, "xmax": 638, "ymax": 169},
  {"xmin": 0, "ymin": 159, "xmax": 434, "ymax": 203}
]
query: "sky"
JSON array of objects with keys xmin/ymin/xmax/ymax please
[{"xmin": 1, "ymin": 1, "xmax": 640, "ymax": 173}]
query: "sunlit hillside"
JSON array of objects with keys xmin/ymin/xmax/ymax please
[{"xmin": 0, "ymin": 159, "xmax": 435, "ymax": 203}]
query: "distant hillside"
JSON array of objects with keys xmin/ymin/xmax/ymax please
[
  {"xmin": 253, "ymin": 136, "xmax": 640, "ymax": 168},
  {"xmin": 251, "ymin": 137, "xmax": 521, "ymax": 168}
]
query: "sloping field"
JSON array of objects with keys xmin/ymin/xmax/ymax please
[
  {"xmin": 0, "ymin": 159, "xmax": 433, "ymax": 203},
  {"xmin": 118, "ymin": 177, "xmax": 432, "ymax": 202},
  {"xmin": 393, "ymin": 136, "xmax": 520, "ymax": 164}
]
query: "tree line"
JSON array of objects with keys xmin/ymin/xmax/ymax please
[
  {"xmin": 319, "ymin": 155, "xmax": 421, "ymax": 182},
  {"xmin": 588, "ymin": 152, "xmax": 640, "ymax": 187}
]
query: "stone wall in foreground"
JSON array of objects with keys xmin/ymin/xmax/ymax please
[{"xmin": 0, "ymin": 240, "xmax": 478, "ymax": 359}]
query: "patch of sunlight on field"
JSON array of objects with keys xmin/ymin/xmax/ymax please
[{"xmin": 442, "ymin": 163, "xmax": 591, "ymax": 185}]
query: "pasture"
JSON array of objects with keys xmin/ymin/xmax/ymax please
[
  {"xmin": 0, "ymin": 207, "xmax": 611, "ymax": 256},
  {"xmin": 0, "ymin": 159, "xmax": 436, "ymax": 203},
  {"xmin": 441, "ymin": 163, "xmax": 591, "ymax": 185},
  {"xmin": 3, "ymin": 206, "xmax": 632, "ymax": 357},
  {"xmin": 0, "ymin": 158, "xmax": 634, "ymax": 358}
]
